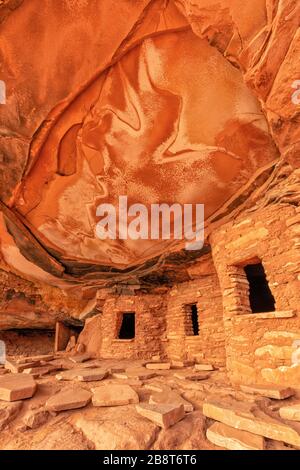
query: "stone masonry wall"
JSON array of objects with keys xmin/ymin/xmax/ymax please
[
  {"xmin": 211, "ymin": 204, "xmax": 300, "ymax": 387},
  {"xmin": 99, "ymin": 293, "xmax": 167, "ymax": 360},
  {"xmin": 165, "ymin": 266, "xmax": 226, "ymax": 367}
]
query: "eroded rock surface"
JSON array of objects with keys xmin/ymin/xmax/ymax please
[{"xmin": 1, "ymin": 0, "xmax": 297, "ymax": 291}]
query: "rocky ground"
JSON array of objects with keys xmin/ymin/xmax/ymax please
[
  {"xmin": 0, "ymin": 352, "xmax": 300, "ymax": 451},
  {"xmin": 1, "ymin": 330, "xmax": 54, "ymax": 357}
]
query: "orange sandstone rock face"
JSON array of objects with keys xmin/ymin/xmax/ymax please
[
  {"xmin": 13, "ymin": 28, "xmax": 276, "ymax": 269},
  {"xmin": 0, "ymin": 0, "xmax": 291, "ymax": 287},
  {"xmin": 0, "ymin": 373, "xmax": 37, "ymax": 401}
]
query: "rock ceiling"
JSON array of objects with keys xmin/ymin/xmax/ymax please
[{"xmin": 0, "ymin": 0, "xmax": 299, "ymax": 289}]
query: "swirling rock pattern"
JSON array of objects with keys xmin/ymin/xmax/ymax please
[{"xmin": 0, "ymin": 0, "xmax": 298, "ymax": 287}]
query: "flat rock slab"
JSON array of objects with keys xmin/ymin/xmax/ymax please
[
  {"xmin": 69, "ymin": 353, "xmax": 91, "ymax": 364},
  {"xmin": 207, "ymin": 422, "xmax": 265, "ymax": 450},
  {"xmin": 145, "ymin": 363, "xmax": 171, "ymax": 370},
  {"xmin": 127, "ymin": 368, "xmax": 157, "ymax": 380},
  {"xmin": 73, "ymin": 407, "xmax": 158, "ymax": 450},
  {"xmin": 47, "ymin": 358, "xmax": 74, "ymax": 371},
  {"xmin": 46, "ymin": 388, "xmax": 92, "ymax": 412},
  {"xmin": 115, "ymin": 368, "xmax": 157, "ymax": 381},
  {"xmin": 171, "ymin": 361, "xmax": 194, "ymax": 368},
  {"xmin": 240, "ymin": 384, "xmax": 295, "ymax": 400},
  {"xmin": 92, "ymin": 385, "xmax": 139, "ymax": 407},
  {"xmin": 0, "ymin": 401, "xmax": 23, "ymax": 430},
  {"xmin": 112, "ymin": 372, "xmax": 130, "ymax": 380},
  {"xmin": 149, "ymin": 389, "xmax": 193, "ymax": 413},
  {"xmin": 56, "ymin": 368, "xmax": 108, "ymax": 382},
  {"xmin": 23, "ymin": 366, "xmax": 55, "ymax": 378},
  {"xmin": 115, "ymin": 379, "xmax": 143, "ymax": 387},
  {"xmin": 56, "ymin": 369, "xmax": 89, "ymax": 381},
  {"xmin": 194, "ymin": 364, "xmax": 214, "ymax": 371},
  {"xmin": 136, "ymin": 403, "xmax": 185, "ymax": 429},
  {"xmin": 76, "ymin": 368, "xmax": 108, "ymax": 382},
  {"xmin": 23, "ymin": 408, "xmax": 49, "ymax": 429},
  {"xmin": 203, "ymin": 399, "xmax": 300, "ymax": 448},
  {"xmin": 109, "ymin": 367, "xmax": 125, "ymax": 374},
  {"xmin": 0, "ymin": 374, "xmax": 37, "ymax": 401},
  {"xmin": 174, "ymin": 371, "xmax": 210, "ymax": 381},
  {"xmin": 144, "ymin": 383, "xmax": 172, "ymax": 393},
  {"xmin": 280, "ymin": 404, "xmax": 300, "ymax": 421},
  {"xmin": 80, "ymin": 361, "xmax": 104, "ymax": 369},
  {"xmin": 5, "ymin": 359, "xmax": 41, "ymax": 373},
  {"xmin": 17, "ymin": 354, "xmax": 54, "ymax": 364}
]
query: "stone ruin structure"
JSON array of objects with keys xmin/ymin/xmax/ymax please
[{"xmin": 0, "ymin": 0, "xmax": 299, "ymax": 451}]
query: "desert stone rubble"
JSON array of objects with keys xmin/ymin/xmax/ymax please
[
  {"xmin": 92, "ymin": 385, "xmax": 139, "ymax": 407},
  {"xmin": 0, "ymin": 354, "xmax": 299, "ymax": 450},
  {"xmin": 240, "ymin": 385, "xmax": 295, "ymax": 400},
  {"xmin": 45, "ymin": 388, "xmax": 92, "ymax": 412},
  {"xmin": 135, "ymin": 404, "xmax": 185, "ymax": 429},
  {"xmin": 203, "ymin": 396, "xmax": 300, "ymax": 449}
]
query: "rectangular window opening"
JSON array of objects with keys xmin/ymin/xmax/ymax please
[
  {"xmin": 184, "ymin": 303, "xmax": 199, "ymax": 336},
  {"xmin": 118, "ymin": 312, "xmax": 135, "ymax": 339},
  {"xmin": 244, "ymin": 262, "xmax": 275, "ymax": 313}
]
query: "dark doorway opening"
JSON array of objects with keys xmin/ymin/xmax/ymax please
[
  {"xmin": 118, "ymin": 312, "xmax": 135, "ymax": 339},
  {"xmin": 185, "ymin": 303, "xmax": 199, "ymax": 336},
  {"xmin": 244, "ymin": 263, "xmax": 275, "ymax": 313}
]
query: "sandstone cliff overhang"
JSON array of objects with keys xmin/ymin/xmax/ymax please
[{"xmin": 0, "ymin": 0, "xmax": 299, "ymax": 289}]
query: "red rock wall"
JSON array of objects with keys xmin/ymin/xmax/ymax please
[
  {"xmin": 1, "ymin": 0, "xmax": 288, "ymax": 282},
  {"xmin": 182, "ymin": 0, "xmax": 300, "ymax": 169},
  {"xmin": 0, "ymin": 268, "xmax": 86, "ymax": 329},
  {"xmin": 98, "ymin": 294, "xmax": 167, "ymax": 360},
  {"xmin": 211, "ymin": 201, "xmax": 300, "ymax": 386},
  {"xmin": 0, "ymin": 329, "xmax": 54, "ymax": 357},
  {"xmin": 166, "ymin": 271, "xmax": 226, "ymax": 367}
]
